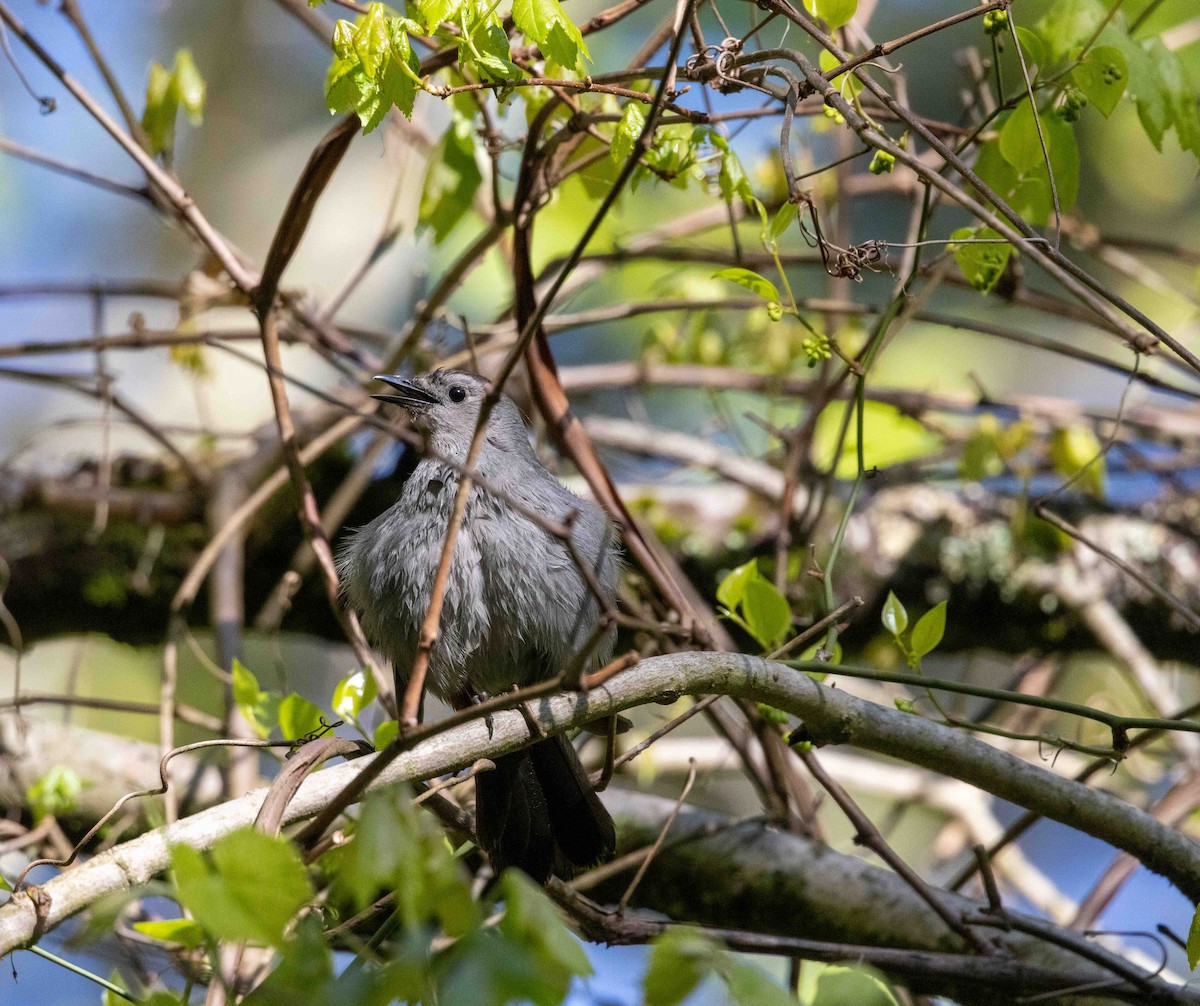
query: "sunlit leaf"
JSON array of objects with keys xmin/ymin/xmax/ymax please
[
  {"xmin": 882, "ymin": 591, "xmax": 907, "ymax": 637},
  {"xmin": 278, "ymin": 693, "xmax": 325, "ymax": 741},
  {"xmin": 742, "ymin": 577, "xmax": 792, "ymax": 649},
  {"xmin": 332, "ymin": 668, "xmax": 377, "ymax": 722},
  {"xmin": 949, "ymin": 226, "xmax": 1012, "ymax": 294},
  {"xmin": 172, "ymin": 830, "xmax": 313, "ymax": 947},
  {"xmin": 611, "ymin": 101, "xmax": 646, "ymax": 163},
  {"xmin": 133, "ymin": 918, "xmax": 207, "ymax": 950},
  {"xmin": 1071, "ymin": 45, "xmax": 1127, "ymax": 117},
  {"xmin": 511, "ymin": 0, "xmax": 590, "ymax": 71},
  {"xmin": 910, "ymin": 601, "xmax": 947, "ymax": 660},
  {"xmin": 803, "ymin": 0, "xmax": 857, "ymax": 31},
  {"xmin": 713, "ymin": 267, "xmax": 780, "ymax": 306},
  {"xmin": 1049, "ymin": 426, "xmax": 1106, "ymax": 498},
  {"xmin": 644, "ymin": 930, "xmax": 723, "ymax": 1006}
]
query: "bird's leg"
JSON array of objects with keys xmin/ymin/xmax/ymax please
[{"xmin": 511, "ymin": 685, "xmax": 547, "ymax": 739}]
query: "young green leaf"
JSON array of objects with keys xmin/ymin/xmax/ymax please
[
  {"xmin": 352, "ymin": 2, "xmax": 390, "ymax": 79},
  {"xmin": 278, "ymin": 693, "xmax": 325, "ymax": 741},
  {"xmin": 611, "ymin": 101, "xmax": 646, "ymax": 164},
  {"xmin": 232, "ymin": 658, "xmax": 276, "ymax": 738},
  {"xmin": 644, "ymin": 930, "xmax": 724, "ymax": 1006},
  {"xmin": 511, "ymin": 0, "xmax": 590, "ymax": 72},
  {"xmin": 814, "ymin": 964, "xmax": 900, "ymax": 1006},
  {"xmin": 373, "ymin": 718, "xmax": 400, "ymax": 750},
  {"xmin": 1049, "ymin": 426, "xmax": 1105, "ymax": 498},
  {"xmin": 909, "ymin": 601, "xmax": 947, "ymax": 661},
  {"xmin": 332, "ymin": 668, "xmax": 377, "ymax": 722},
  {"xmin": 716, "ymin": 559, "xmax": 758, "ymax": 610},
  {"xmin": 724, "ymin": 958, "xmax": 797, "ymax": 1006},
  {"xmin": 819, "ymin": 48, "xmax": 862, "ymax": 100},
  {"xmin": 242, "ymin": 915, "xmax": 335, "ymax": 1006},
  {"xmin": 999, "ymin": 101, "xmax": 1048, "ymax": 173},
  {"xmin": 172, "ymin": 830, "xmax": 313, "ymax": 947},
  {"xmin": 949, "ymin": 226, "xmax": 1012, "ymax": 294},
  {"xmin": 416, "ymin": 0, "xmax": 459, "ymax": 32},
  {"xmin": 713, "ymin": 267, "xmax": 780, "ymax": 306},
  {"xmin": 419, "ymin": 116, "xmax": 484, "ymax": 242},
  {"xmin": 26, "ymin": 766, "xmax": 84, "ymax": 821},
  {"xmin": 1036, "ymin": 0, "xmax": 1105, "ymax": 64},
  {"xmin": 142, "ymin": 61, "xmax": 178, "ymax": 156},
  {"xmin": 803, "ymin": 0, "xmax": 858, "ymax": 31},
  {"xmin": 742, "ymin": 577, "xmax": 792, "ymax": 649},
  {"xmin": 132, "ymin": 918, "xmax": 207, "ymax": 950},
  {"xmin": 498, "ymin": 872, "xmax": 592, "ymax": 1001},
  {"xmin": 172, "ymin": 51, "xmax": 206, "ymax": 123},
  {"xmin": 1014, "ymin": 26, "xmax": 1046, "ymax": 70},
  {"xmin": 1071, "ymin": 45, "xmax": 1127, "ymax": 117},
  {"xmin": 881, "ymin": 591, "xmax": 908, "ymax": 637}
]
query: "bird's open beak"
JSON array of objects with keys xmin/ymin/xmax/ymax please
[{"xmin": 372, "ymin": 374, "xmax": 438, "ymax": 412}]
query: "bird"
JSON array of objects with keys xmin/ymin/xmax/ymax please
[{"xmin": 338, "ymin": 368, "xmax": 619, "ymax": 882}]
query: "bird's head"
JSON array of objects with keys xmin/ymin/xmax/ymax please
[{"xmin": 373, "ymin": 370, "xmax": 527, "ymax": 459}]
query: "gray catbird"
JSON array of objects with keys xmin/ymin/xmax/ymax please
[{"xmin": 339, "ymin": 369, "xmax": 619, "ymax": 881}]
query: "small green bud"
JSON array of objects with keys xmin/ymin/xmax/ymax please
[
  {"xmin": 868, "ymin": 150, "xmax": 895, "ymax": 175},
  {"xmin": 982, "ymin": 10, "xmax": 1009, "ymax": 36}
]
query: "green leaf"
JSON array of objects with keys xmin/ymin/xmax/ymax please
[
  {"xmin": 881, "ymin": 591, "xmax": 907, "ymax": 637},
  {"xmin": 332, "ymin": 668, "xmax": 377, "ymax": 723},
  {"xmin": 1144, "ymin": 39, "xmax": 1200, "ymax": 158},
  {"xmin": 1014, "ymin": 26, "xmax": 1046, "ymax": 70},
  {"xmin": 232, "ymin": 658, "xmax": 276, "ymax": 738},
  {"xmin": 742, "ymin": 577, "xmax": 792, "ymax": 649},
  {"xmin": 172, "ymin": 51, "xmax": 206, "ymax": 124},
  {"xmin": 419, "ymin": 115, "xmax": 484, "ymax": 242},
  {"xmin": 27, "ymin": 766, "xmax": 84, "ymax": 821},
  {"xmin": 498, "ymin": 872, "xmax": 592, "ymax": 1001},
  {"xmin": 724, "ymin": 959, "xmax": 797, "ymax": 1006},
  {"xmin": 999, "ymin": 101, "xmax": 1048, "ymax": 172},
  {"xmin": 172, "ymin": 830, "xmax": 313, "ymax": 947},
  {"xmin": 511, "ymin": 0, "xmax": 590, "ymax": 71},
  {"xmin": 644, "ymin": 931, "xmax": 723, "ymax": 1006},
  {"xmin": 142, "ymin": 61, "xmax": 178, "ymax": 156},
  {"xmin": 1188, "ymin": 903, "xmax": 1200, "ymax": 970},
  {"xmin": 382, "ymin": 22, "xmax": 421, "ymax": 119},
  {"xmin": 278, "ymin": 693, "xmax": 325, "ymax": 741},
  {"xmin": 1036, "ymin": 0, "xmax": 1105, "ymax": 64},
  {"xmin": 243, "ymin": 915, "xmax": 334, "ymax": 1006},
  {"xmin": 353, "ymin": 2, "xmax": 390, "ymax": 79},
  {"xmin": 374, "ymin": 719, "xmax": 399, "ymax": 749},
  {"xmin": 611, "ymin": 101, "xmax": 646, "ymax": 164},
  {"xmin": 416, "ymin": 0, "xmax": 459, "ymax": 31},
  {"xmin": 1049, "ymin": 426, "xmax": 1106, "ymax": 498},
  {"xmin": 713, "ymin": 267, "xmax": 780, "ymax": 306},
  {"xmin": 717, "ymin": 144, "xmax": 755, "ymax": 208},
  {"xmin": 1071, "ymin": 45, "xmax": 1127, "ymax": 117},
  {"xmin": 814, "ymin": 965, "xmax": 899, "ymax": 1005},
  {"xmin": 819, "ymin": 48, "xmax": 862, "ymax": 100},
  {"xmin": 949, "ymin": 226, "xmax": 1012, "ymax": 294},
  {"xmin": 132, "ymin": 918, "xmax": 207, "ymax": 950},
  {"xmin": 803, "ymin": 0, "xmax": 857, "ymax": 31},
  {"xmin": 910, "ymin": 601, "xmax": 947, "ymax": 660},
  {"xmin": 334, "ymin": 788, "xmax": 479, "ymax": 934},
  {"xmin": 768, "ymin": 204, "xmax": 793, "ymax": 242},
  {"xmin": 716, "ymin": 560, "xmax": 758, "ymax": 610},
  {"xmin": 812, "ymin": 400, "xmax": 943, "ymax": 478},
  {"xmin": 439, "ymin": 928, "xmax": 565, "ymax": 1006}
]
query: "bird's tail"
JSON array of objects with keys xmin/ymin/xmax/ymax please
[{"xmin": 474, "ymin": 734, "xmax": 616, "ymax": 883}]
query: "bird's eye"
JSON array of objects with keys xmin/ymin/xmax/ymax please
[{"xmin": 448, "ymin": 386, "xmax": 467, "ymax": 403}]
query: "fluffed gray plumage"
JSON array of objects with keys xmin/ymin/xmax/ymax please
[{"xmin": 338, "ymin": 369, "xmax": 619, "ymax": 881}]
